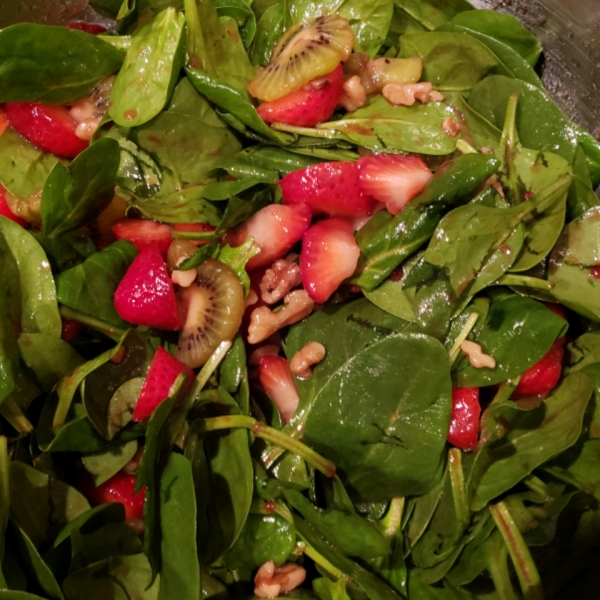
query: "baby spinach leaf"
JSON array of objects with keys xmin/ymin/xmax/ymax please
[
  {"xmin": 158, "ymin": 453, "xmax": 201, "ymax": 600},
  {"xmin": 453, "ymin": 294, "xmax": 567, "ymax": 387},
  {"xmin": 109, "ymin": 8, "xmax": 185, "ymax": 127},
  {"xmin": 215, "ymin": 0, "xmax": 257, "ymax": 48},
  {"xmin": 251, "ymin": 3, "xmax": 284, "ymax": 66},
  {"xmin": 0, "ymin": 24, "xmax": 123, "ymax": 104},
  {"xmin": 313, "ymin": 577, "xmax": 352, "ymax": 600},
  {"xmin": 217, "ymin": 240, "xmax": 261, "ymax": 293},
  {"xmin": 317, "ymin": 96, "xmax": 458, "ymax": 155},
  {"xmin": 41, "ymin": 138, "xmax": 120, "ymax": 238},
  {"xmin": 549, "ymin": 207, "xmax": 600, "ymax": 322},
  {"xmin": 82, "ymin": 440, "xmax": 139, "ymax": 486},
  {"xmin": 0, "ymin": 216, "xmax": 62, "ymax": 338},
  {"xmin": 56, "ymin": 240, "xmax": 138, "ymax": 329},
  {"xmin": 468, "ymin": 371, "xmax": 593, "ymax": 511},
  {"xmin": 393, "ymin": 0, "xmax": 473, "ymax": 30},
  {"xmin": 567, "ymin": 145, "xmax": 600, "ymax": 222},
  {"xmin": 0, "ymin": 592, "xmax": 48, "ymax": 599}
]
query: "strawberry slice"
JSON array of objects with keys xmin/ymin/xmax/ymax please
[
  {"xmin": 257, "ymin": 64, "xmax": 344, "ymax": 127},
  {"xmin": 258, "ymin": 355, "xmax": 300, "ymax": 424},
  {"xmin": 132, "ymin": 346, "xmax": 195, "ymax": 422},
  {"xmin": 112, "ymin": 219, "xmax": 174, "ymax": 256},
  {"xmin": 300, "ymin": 217, "xmax": 360, "ymax": 304},
  {"xmin": 82, "ymin": 471, "xmax": 146, "ymax": 521},
  {"xmin": 114, "ymin": 244, "xmax": 181, "ymax": 330},
  {"xmin": 66, "ymin": 21, "xmax": 108, "ymax": 34},
  {"xmin": 0, "ymin": 107, "xmax": 8, "ymax": 137},
  {"xmin": 357, "ymin": 154, "xmax": 433, "ymax": 215},
  {"xmin": 0, "ymin": 185, "xmax": 28, "ymax": 227},
  {"xmin": 447, "ymin": 387, "xmax": 480, "ymax": 451},
  {"xmin": 280, "ymin": 161, "xmax": 377, "ymax": 218},
  {"xmin": 512, "ymin": 338, "xmax": 565, "ymax": 399},
  {"xmin": 224, "ymin": 203, "xmax": 312, "ymax": 271},
  {"xmin": 61, "ymin": 318, "xmax": 85, "ymax": 343},
  {"xmin": 5, "ymin": 102, "xmax": 89, "ymax": 159}
]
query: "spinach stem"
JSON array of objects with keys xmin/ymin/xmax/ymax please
[
  {"xmin": 487, "ymin": 532, "xmax": 520, "ymax": 600},
  {"xmin": 379, "ymin": 497, "xmax": 405, "ymax": 539},
  {"xmin": 171, "ymin": 231, "xmax": 216, "ymax": 241},
  {"xmin": 59, "ymin": 306, "xmax": 126, "ymax": 342},
  {"xmin": 0, "ymin": 436, "xmax": 8, "ymax": 545},
  {"xmin": 197, "ymin": 415, "xmax": 336, "ymax": 478},
  {"xmin": 448, "ymin": 312, "xmax": 480, "ymax": 365},
  {"xmin": 456, "ymin": 139, "xmax": 478, "ymax": 154},
  {"xmin": 496, "ymin": 275, "xmax": 553, "ymax": 291},
  {"xmin": 0, "ymin": 398, "xmax": 33, "ymax": 434},
  {"xmin": 448, "ymin": 448, "xmax": 470, "ymax": 530},
  {"xmin": 303, "ymin": 543, "xmax": 344, "ymax": 579},
  {"xmin": 272, "ymin": 122, "xmax": 341, "ymax": 139}
]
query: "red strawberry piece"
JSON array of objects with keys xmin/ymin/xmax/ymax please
[
  {"xmin": 5, "ymin": 102, "xmax": 89, "ymax": 159},
  {"xmin": 447, "ymin": 387, "xmax": 480, "ymax": 451},
  {"xmin": 66, "ymin": 21, "xmax": 108, "ymax": 34},
  {"xmin": 257, "ymin": 64, "xmax": 344, "ymax": 127},
  {"xmin": 85, "ymin": 472, "xmax": 146, "ymax": 521},
  {"xmin": 357, "ymin": 154, "xmax": 433, "ymax": 215},
  {"xmin": 173, "ymin": 222, "xmax": 216, "ymax": 246},
  {"xmin": 224, "ymin": 203, "xmax": 312, "ymax": 271},
  {"xmin": 61, "ymin": 318, "xmax": 85, "ymax": 343},
  {"xmin": 0, "ymin": 185, "xmax": 28, "ymax": 227},
  {"xmin": 280, "ymin": 161, "xmax": 377, "ymax": 218},
  {"xmin": 0, "ymin": 107, "xmax": 8, "ymax": 137},
  {"xmin": 112, "ymin": 219, "xmax": 174, "ymax": 256},
  {"xmin": 300, "ymin": 217, "xmax": 360, "ymax": 304},
  {"xmin": 132, "ymin": 346, "xmax": 195, "ymax": 422},
  {"xmin": 512, "ymin": 338, "xmax": 565, "ymax": 399},
  {"xmin": 258, "ymin": 355, "xmax": 300, "ymax": 424},
  {"xmin": 114, "ymin": 244, "xmax": 181, "ymax": 330}
]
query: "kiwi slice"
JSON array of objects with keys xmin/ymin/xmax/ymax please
[
  {"xmin": 248, "ymin": 14, "xmax": 355, "ymax": 102},
  {"xmin": 176, "ymin": 259, "xmax": 244, "ymax": 368}
]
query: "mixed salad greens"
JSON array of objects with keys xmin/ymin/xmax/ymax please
[{"xmin": 1, "ymin": 0, "xmax": 600, "ymax": 598}]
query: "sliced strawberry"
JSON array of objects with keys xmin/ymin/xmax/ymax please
[
  {"xmin": 112, "ymin": 219, "xmax": 174, "ymax": 256},
  {"xmin": 132, "ymin": 346, "xmax": 195, "ymax": 422},
  {"xmin": 447, "ymin": 387, "xmax": 480, "ymax": 451},
  {"xmin": 224, "ymin": 203, "xmax": 312, "ymax": 271},
  {"xmin": 83, "ymin": 471, "xmax": 146, "ymax": 521},
  {"xmin": 0, "ymin": 185, "xmax": 28, "ymax": 227},
  {"xmin": 0, "ymin": 107, "xmax": 8, "ymax": 137},
  {"xmin": 280, "ymin": 161, "xmax": 377, "ymax": 218},
  {"xmin": 512, "ymin": 338, "xmax": 565, "ymax": 399},
  {"xmin": 257, "ymin": 64, "xmax": 344, "ymax": 127},
  {"xmin": 5, "ymin": 102, "xmax": 89, "ymax": 159},
  {"xmin": 114, "ymin": 244, "xmax": 181, "ymax": 330},
  {"xmin": 258, "ymin": 355, "xmax": 299, "ymax": 424},
  {"xmin": 61, "ymin": 318, "xmax": 85, "ymax": 343},
  {"xmin": 300, "ymin": 218, "xmax": 360, "ymax": 304},
  {"xmin": 357, "ymin": 154, "xmax": 433, "ymax": 215},
  {"xmin": 66, "ymin": 21, "xmax": 108, "ymax": 34},
  {"xmin": 173, "ymin": 222, "xmax": 216, "ymax": 246}
]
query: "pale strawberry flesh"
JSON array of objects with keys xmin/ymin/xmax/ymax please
[
  {"xmin": 357, "ymin": 154, "xmax": 433, "ymax": 215},
  {"xmin": 280, "ymin": 161, "xmax": 377, "ymax": 218},
  {"xmin": 224, "ymin": 203, "xmax": 312, "ymax": 270},
  {"xmin": 132, "ymin": 346, "xmax": 195, "ymax": 422},
  {"xmin": 257, "ymin": 64, "xmax": 344, "ymax": 127},
  {"xmin": 300, "ymin": 217, "xmax": 361, "ymax": 304},
  {"xmin": 6, "ymin": 102, "xmax": 89, "ymax": 159},
  {"xmin": 114, "ymin": 244, "xmax": 181, "ymax": 330},
  {"xmin": 258, "ymin": 355, "xmax": 300, "ymax": 424},
  {"xmin": 112, "ymin": 219, "xmax": 173, "ymax": 256}
]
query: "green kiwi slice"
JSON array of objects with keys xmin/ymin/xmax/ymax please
[{"xmin": 176, "ymin": 259, "xmax": 244, "ymax": 368}]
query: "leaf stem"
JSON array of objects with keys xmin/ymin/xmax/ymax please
[
  {"xmin": 456, "ymin": 139, "xmax": 479, "ymax": 155},
  {"xmin": 170, "ymin": 231, "xmax": 216, "ymax": 241},
  {"xmin": 59, "ymin": 305, "xmax": 126, "ymax": 342},
  {"xmin": 0, "ymin": 398, "xmax": 33, "ymax": 434},
  {"xmin": 497, "ymin": 274, "xmax": 553, "ymax": 291},
  {"xmin": 271, "ymin": 122, "xmax": 342, "ymax": 139},
  {"xmin": 448, "ymin": 448, "xmax": 470, "ymax": 531},
  {"xmin": 448, "ymin": 312, "xmax": 480, "ymax": 365},
  {"xmin": 303, "ymin": 543, "xmax": 344, "ymax": 580},
  {"xmin": 197, "ymin": 415, "xmax": 336, "ymax": 478},
  {"xmin": 379, "ymin": 497, "xmax": 405, "ymax": 539}
]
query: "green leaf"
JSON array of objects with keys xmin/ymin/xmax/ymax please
[
  {"xmin": 567, "ymin": 145, "xmax": 600, "ymax": 222},
  {"xmin": 41, "ymin": 138, "xmax": 121, "ymax": 238},
  {"xmin": 109, "ymin": 8, "xmax": 186, "ymax": 127},
  {"xmin": 82, "ymin": 440, "xmax": 139, "ymax": 486},
  {"xmin": 393, "ymin": 0, "xmax": 473, "ymax": 30},
  {"xmin": 0, "ymin": 216, "xmax": 62, "ymax": 337},
  {"xmin": 56, "ymin": 240, "xmax": 138, "ymax": 329},
  {"xmin": 215, "ymin": 0, "xmax": 257, "ymax": 48},
  {"xmin": 217, "ymin": 240, "xmax": 260, "ymax": 293},
  {"xmin": 469, "ymin": 372, "xmax": 592, "ymax": 511},
  {"xmin": 0, "ymin": 24, "xmax": 123, "ymax": 103},
  {"xmin": 251, "ymin": 3, "xmax": 284, "ymax": 66}
]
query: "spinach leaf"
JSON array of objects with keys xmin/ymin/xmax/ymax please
[
  {"xmin": 393, "ymin": 0, "xmax": 473, "ymax": 30},
  {"xmin": 109, "ymin": 8, "xmax": 185, "ymax": 127},
  {"xmin": 56, "ymin": 240, "xmax": 138, "ymax": 329},
  {"xmin": 567, "ymin": 145, "xmax": 600, "ymax": 222},
  {"xmin": 215, "ymin": 0, "xmax": 257, "ymax": 48},
  {"xmin": 0, "ymin": 24, "xmax": 123, "ymax": 103},
  {"xmin": 41, "ymin": 138, "xmax": 120, "ymax": 238},
  {"xmin": 251, "ymin": 3, "xmax": 284, "ymax": 66},
  {"xmin": 82, "ymin": 440, "xmax": 139, "ymax": 486},
  {"xmin": 468, "ymin": 372, "xmax": 593, "ymax": 511},
  {"xmin": 0, "ymin": 216, "xmax": 62, "ymax": 338},
  {"xmin": 317, "ymin": 96, "xmax": 458, "ymax": 155}
]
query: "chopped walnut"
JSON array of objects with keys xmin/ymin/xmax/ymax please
[
  {"xmin": 254, "ymin": 562, "xmax": 307, "ymax": 599},
  {"xmin": 245, "ymin": 288, "xmax": 259, "ymax": 309},
  {"xmin": 442, "ymin": 117, "xmax": 461, "ymax": 137},
  {"xmin": 461, "ymin": 340, "xmax": 496, "ymax": 369},
  {"xmin": 338, "ymin": 75, "xmax": 367, "ymax": 112},
  {"xmin": 429, "ymin": 89, "xmax": 445, "ymax": 102},
  {"xmin": 290, "ymin": 342, "xmax": 326, "ymax": 378},
  {"xmin": 260, "ymin": 259, "xmax": 302, "ymax": 305},
  {"xmin": 249, "ymin": 344, "xmax": 281, "ymax": 366},
  {"xmin": 75, "ymin": 117, "xmax": 103, "ymax": 141},
  {"xmin": 4, "ymin": 188, "xmax": 42, "ymax": 226},
  {"xmin": 382, "ymin": 82, "xmax": 434, "ymax": 106},
  {"xmin": 248, "ymin": 290, "xmax": 315, "ymax": 345}
]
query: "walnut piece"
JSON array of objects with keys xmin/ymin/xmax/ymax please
[
  {"xmin": 290, "ymin": 342, "xmax": 326, "ymax": 378},
  {"xmin": 382, "ymin": 82, "xmax": 434, "ymax": 106},
  {"xmin": 442, "ymin": 117, "xmax": 460, "ymax": 137},
  {"xmin": 254, "ymin": 562, "xmax": 307, "ymax": 599},
  {"xmin": 461, "ymin": 340, "xmax": 496, "ymax": 369},
  {"xmin": 338, "ymin": 75, "xmax": 367, "ymax": 112},
  {"xmin": 260, "ymin": 259, "xmax": 302, "ymax": 305},
  {"xmin": 248, "ymin": 290, "xmax": 315, "ymax": 345}
]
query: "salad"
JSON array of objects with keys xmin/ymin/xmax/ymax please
[{"xmin": 0, "ymin": 0, "xmax": 600, "ymax": 598}]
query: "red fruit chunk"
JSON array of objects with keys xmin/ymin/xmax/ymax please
[
  {"xmin": 300, "ymin": 218, "xmax": 360, "ymax": 304},
  {"xmin": 132, "ymin": 346, "xmax": 195, "ymax": 422},
  {"xmin": 258, "ymin": 355, "xmax": 300, "ymax": 424},
  {"xmin": 357, "ymin": 154, "xmax": 433, "ymax": 215},
  {"xmin": 114, "ymin": 244, "xmax": 181, "ymax": 330},
  {"xmin": 87, "ymin": 472, "xmax": 146, "ymax": 521},
  {"xmin": 512, "ymin": 339, "xmax": 565, "ymax": 399},
  {"xmin": 66, "ymin": 21, "xmax": 108, "ymax": 34},
  {"xmin": 224, "ymin": 203, "xmax": 312, "ymax": 271},
  {"xmin": 257, "ymin": 64, "xmax": 344, "ymax": 127},
  {"xmin": 61, "ymin": 318, "xmax": 85, "ymax": 343},
  {"xmin": 0, "ymin": 108, "xmax": 8, "ymax": 136},
  {"xmin": 5, "ymin": 102, "xmax": 88, "ymax": 159},
  {"xmin": 447, "ymin": 387, "xmax": 480, "ymax": 451},
  {"xmin": 112, "ymin": 219, "xmax": 173, "ymax": 256},
  {"xmin": 280, "ymin": 161, "xmax": 377, "ymax": 218},
  {"xmin": 0, "ymin": 185, "xmax": 28, "ymax": 227}
]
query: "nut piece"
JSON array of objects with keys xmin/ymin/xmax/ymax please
[
  {"xmin": 254, "ymin": 561, "xmax": 307, "ymax": 599},
  {"xmin": 461, "ymin": 340, "xmax": 496, "ymax": 369},
  {"xmin": 442, "ymin": 117, "xmax": 460, "ymax": 137},
  {"xmin": 260, "ymin": 259, "xmax": 302, "ymax": 305},
  {"xmin": 248, "ymin": 290, "xmax": 315, "ymax": 345},
  {"xmin": 382, "ymin": 82, "xmax": 434, "ymax": 106},
  {"xmin": 338, "ymin": 75, "xmax": 367, "ymax": 112},
  {"xmin": 290, "ymin": 342, "xmax": 326, "ymax": 378}
]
